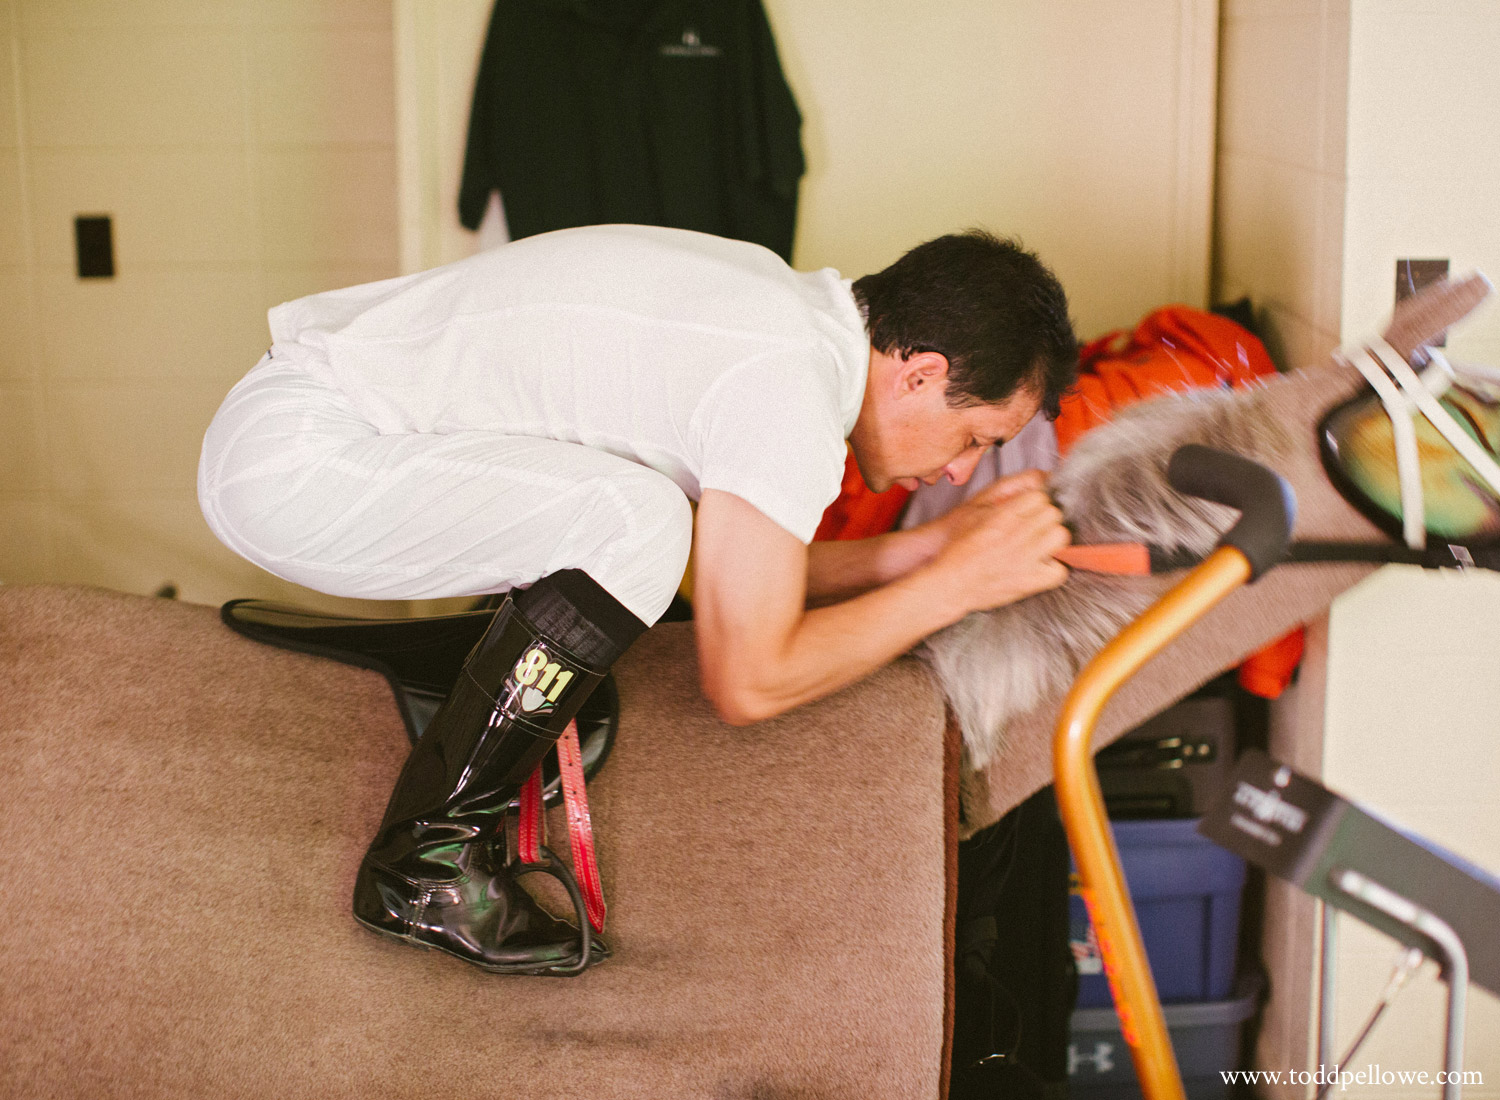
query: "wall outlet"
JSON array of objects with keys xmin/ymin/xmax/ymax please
[
  {"xmin": 75, "ymin": 214, "xmax": 114, "ymax": 279},
  {"xmin": 1395, "ymin": 258, "xmax": 1450, "ymax": 345}
]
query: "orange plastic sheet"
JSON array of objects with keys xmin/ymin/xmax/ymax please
[{"xmin": 1054, "ymin": 305, "xmax": 1277, "ymax": 453}]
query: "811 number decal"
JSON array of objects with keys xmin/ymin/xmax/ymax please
[{"xmin": 511, "ymin": 646, "xmax": 575, "ymax": 714}]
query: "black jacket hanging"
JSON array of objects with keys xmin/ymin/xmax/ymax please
[{"xmin": 458, "ymin": 0, "xmax": 805, "ymax": 262}]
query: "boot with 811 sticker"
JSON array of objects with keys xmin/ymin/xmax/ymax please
[{"xmin": 352, "ymin": 568, "xmax": 646, "ymax": 974}]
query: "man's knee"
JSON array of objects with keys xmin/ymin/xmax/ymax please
[
  {"xmin": 621, "ymin": 467, "xmax": 694, "ymax": 584},
  {"xmin": 583, "ymin": 467, "xmax": 693, "ymax": 624}
]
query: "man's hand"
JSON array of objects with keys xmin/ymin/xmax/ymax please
[{"xmin": 924, "ymin": 470, "xmax": 1071, "ymax": 610}]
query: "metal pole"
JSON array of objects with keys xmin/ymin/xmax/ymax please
[
  {"xmin": 1331, "ymin": 868, "xmax": 1469, "ymax": 1100},
  {"xmin": 1319, "ymin": 900, "xmax": 1337, "ymax": 1083}
]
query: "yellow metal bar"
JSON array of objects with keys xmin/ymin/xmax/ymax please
[{"xmin": 1053, "ymin": 546, "xmax": 1253, "ymax": 1100}]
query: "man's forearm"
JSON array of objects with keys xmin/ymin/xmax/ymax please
[
  {"xmin": 707, "ymin": 559, "xmax": 971, "ymax": 724},
  {"xmin": 804, "ymin": 523, "xmax": 948, "ymax": 604}
]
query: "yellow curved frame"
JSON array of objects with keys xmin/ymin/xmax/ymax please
[{"xmin": 1053, "ymin": 546, "xmax": 1253, "ymax": 1100}]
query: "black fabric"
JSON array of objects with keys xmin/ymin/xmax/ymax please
[
  {"xmin": 458, "ymin": 0, "xmax": 804, "ymax": 261},
  {"xmin": 516, "ymin": 569, "xmax": 648, "ymax": 669},
  {"xmin": 949, "ymin": 786, "xmax": 1076, "ymax": 1100}
]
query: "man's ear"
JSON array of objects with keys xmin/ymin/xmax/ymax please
[{"xmin": 895, "ymin": 350, "xmax": 950, "ymax": 396}]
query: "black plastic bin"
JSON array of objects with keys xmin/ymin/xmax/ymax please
[{"xmin": 1097, "ymin": 692, "xmax": 1238, "ymax": 819}]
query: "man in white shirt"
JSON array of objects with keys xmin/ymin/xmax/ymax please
[{"xmin": 199, "ymin": 224, "xmax": 1076, "ymax": 975}]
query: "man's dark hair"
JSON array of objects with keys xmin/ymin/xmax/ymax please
[{"xmin": 852, "ymin": 230, "xmax": 1077, "ymax": 418}]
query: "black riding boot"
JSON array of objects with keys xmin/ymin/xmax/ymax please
[{"xmin": 352, "ymin": 569, "xmax": 646, "ymax": 974}]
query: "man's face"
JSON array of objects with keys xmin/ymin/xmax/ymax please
[{"xmin": 850, "ymin": 350, "xmax": 1041, "ymax": 492}]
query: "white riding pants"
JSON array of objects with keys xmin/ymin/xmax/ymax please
[{"xmin": 198, "ymin": 350, "xmax": 693, "ymax": 625}]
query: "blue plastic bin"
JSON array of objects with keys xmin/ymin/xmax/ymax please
[
  {"xmin": 1070, "ymin": 817, "xmax": 1246, "ymax": 1007},
  {"xmin": 1068, "ymin": 971, "xmax": 1262, "ymax": 1099}
]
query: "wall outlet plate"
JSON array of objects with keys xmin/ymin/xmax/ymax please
[
  {"xmin": 1396, "ymin": 258, "xmax": 1450, "ymax": 345},
  {"xmin": 75, "ymin": 214, "xmax": 114, "ymax": 279}
]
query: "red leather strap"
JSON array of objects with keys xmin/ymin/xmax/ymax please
[
  {"xmin": 511, "ymin": 720, "xmax": 606, "ymax": 933},
  {"xmin": 517, "ymin": 764, "xmax": 544, "ymax": 865},
  {"xmin": 558, "ymin": 719, "xmax": 607, "ymax": 933}
]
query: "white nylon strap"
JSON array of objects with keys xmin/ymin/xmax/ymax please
[
  {"xmin": 1370, "ymin": 340, "xmax": 1500, "ymax": 500},
  {"xmin": 1343, "ymin": 345, "xmax": 1427, "ymax": 549}
]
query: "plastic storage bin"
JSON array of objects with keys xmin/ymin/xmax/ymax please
[
  {"xmin": 1068, "ymin": 971, "xmax": 1261, "ymax": 1099},
  {"xmin": 1070, "ymin": 817, "xmax": 1246, "ymax": 1007}
]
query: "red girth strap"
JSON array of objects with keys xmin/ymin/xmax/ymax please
[{"xmin": 514, "ymin": 719, "xmax": 606, "ymax": 933}]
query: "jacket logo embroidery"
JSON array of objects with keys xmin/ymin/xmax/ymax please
[{"xmin": 660, "ymin": 28, "xmax": 721, "ymax": 58}]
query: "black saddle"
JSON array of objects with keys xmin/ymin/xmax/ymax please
[{"xmin": 221, "ymin": 599, "xmax": 616, "ymax": 806}]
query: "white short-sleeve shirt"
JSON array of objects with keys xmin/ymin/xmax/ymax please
[{"xmin": 268, "ymin": 225, "xmax": 870, "ymax": 543}]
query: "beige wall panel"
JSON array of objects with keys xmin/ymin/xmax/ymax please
[
  {"xmin": 28, "ymin": 148, "xmax": 257, "ymax": 267},
  {"xmin": 1313, "ymin": 174, "xmax": 1345, "ymax": 336},
  {"xmin": 246, "ymin": 0, "xmax": 392, "ymax": 29},
  {"xmin": 43, "ymin": 381, "xmax": 227, "ymax": 500},
  {"xmin": 1213, "ymin": 154, "xmax": 1324, "ymax": 317},
  {"xmin": 47, "ymin": 497, "xmax": 415, "ymax": 613},
  {"xmin": 1256, "ymin": 883, "xmax": 1321, "ymax": 1100},
  {"xmin": 20, "ymin": 29, "xmax": 245, "ymax": 147},
  {"xmin": 1345, "ymin": 2, "xmax": 1500, "ymax": 188},
  {"xmin": 1340, "ymin": 3, "xmax": 1500, "ymax": 358},
  {"xmin": 35, "ymin": 267, "xmax": 266, "ymax": 386},
  {"xmin": 1213, "ymin": 0, "xmax": 1348, "ymax": 375},
  {"xmin": 769, "ymin": 0, "xmax": 1208, "ymax": 336},
  {"xmin": 1327, "ymin": 568, "xmax": 1500, "ymax": 868},
  {"xmin": 48, "ymin": 496, "xmax": 244, "ymax": 604},
  {"xmin": 17, "ymin": 0, "xmax": 249, "ymax": 30},
  {"xmin": 0, "ymin": 23, "xmax": 18, "ymax": 148},
  {"xmin": 428, "ymin": 0, "xmax": 501, "ymax": 263},
  {"xmin": 0, "ymin": 0, "xmax": 396, "ymax": 605},
  {"xmin": 257, "ymin": 145, "xmax": 398, "ymax": 265},
  {"xmin": 1263, "ymin": 303, "xmax": 1340, "ymax": 374},
  {"xmin": 1326, "ymin": 564, "xmax": 1500, "ymax": 1086},
  {"xmin": 1216, "ymin": 11, "xmax": 1328, "ymax": 170},
  {"xmin": 50, "ymin": 496, "xmax": 413, "ymax": 614},
  {"xmin": 392, "ymin": 0, "xmax": 500, "ymax": 272},
  {"xmin": 0, "ymin": 264, "xmax": 36, "ymax": 379},
  {"xmin": 0, "ymin": 500, "xmax": 55, "ymax": 583},
  {"xmin": 1256, "ymin": 616, "xmax": 1331, "ymax": 1098},
  {"xmin": 0, "ymin": 383, "xmax": 45, "ymax": 495},
  {"xmin": 1315, "ymin": 5, "xmax": 1351, "ymax": 180},
  {"xmin": 0, "ymin": 149, "xmax": 25, "ymax": 263},
  {"xmin": 252, "ymin": 28, "xmax": 396, "ymax": 145}
]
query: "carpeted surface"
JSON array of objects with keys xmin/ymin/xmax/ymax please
[{"xmin": 0, "ymin": 585, "xmax": 951, "ymax": 1099}]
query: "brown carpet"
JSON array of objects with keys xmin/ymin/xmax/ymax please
[{"xmin": 0, "ymin": 585, "xmax": 951, "ymax": 1099}]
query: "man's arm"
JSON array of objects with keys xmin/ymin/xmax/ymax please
[
  {"xmin": 803, "ymin": 525, "xmax": 947, "ymax": 605},
  {"xmin": 804, "ymin": 470, "xmax": 1056, "ymax": 602},
  {"xmin": 692, "ymin": 475, "xmax": 1069, "ymax": 725}
]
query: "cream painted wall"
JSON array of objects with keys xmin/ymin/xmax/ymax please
[
  {"xmin": 1213, "ymin": 0, "xmax": 1349, "ymax": 373},
  {"xmin": 1218, "ymin": 3, "xmax": 1500, "ymax": 1096},
  {"xmin": 396, "ymin": 0, "xmax": 1220, "ymax": 342},
  {"xmin": 1321, "ymin": 4, "xmax": 1500, "ymax": 1095},
  {"xmin": 1325, "ymin": 568, "xmax": 1500, "ymax": 1098},
  {"xmin": 0, "ymin": 0, "xmax": 405, "ymax": 614},
  {"xmin": 1341, "ymin": 0, "xmax": 1500, "ymax": 364}
]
